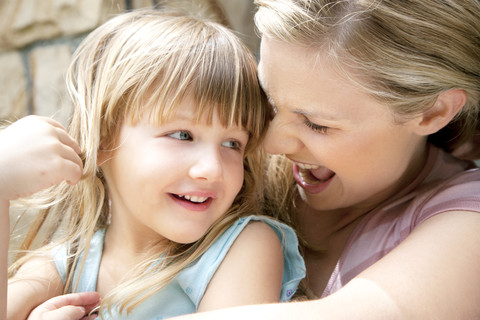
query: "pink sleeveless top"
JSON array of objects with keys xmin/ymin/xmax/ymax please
[{"xmin": 322, "ymin": 145, "xmax": 480, "ymax": 297}]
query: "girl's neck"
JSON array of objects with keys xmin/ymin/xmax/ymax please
[
  {"xmin": 97, "ymin": 223, "xmax": 170, "ymax": 297},
  {"xmin": 104, "ymin": 221, "xmax": 169, "ymax": 259}
]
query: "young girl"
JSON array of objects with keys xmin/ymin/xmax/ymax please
[{"xmin": 1, "ymin": 9, "xmax": 305, "ymax": 320}]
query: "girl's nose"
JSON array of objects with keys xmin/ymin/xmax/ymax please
[
  {"xmin": 263, "ymin": 115, "xmax": 303, "ymax": 155},
  {"xmin": 188, "ymin": 146, "xmax": 223, "ymax": 181}
]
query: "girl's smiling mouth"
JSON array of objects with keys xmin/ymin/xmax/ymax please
[
  {"xmin": 175, "ymin": 194, "xmax": 209, "ymax": 203},
  {"xmin": 169, "ymin": 192, "xmax": 216, "ymax": 211}
]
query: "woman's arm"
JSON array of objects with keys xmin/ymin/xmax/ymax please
[
  {"xmin": 0, "ymin": 116, "xmax": 83, "ymax": 319},
  {"xmin": 9, "ymin": 257, "xmax": 100, "ymax": 320},
  {"xmin": 349, "ymin": 210, "xmax": 480, "ymax": 319},
  {"xmin": 197, "ymin": 221, "xmax": 284, "ymax": 311},
  {"xmin": 172, "ymin": 210, "xmax": 480, "ymax": 319},
  {"xmin": 0, "ymin": 116, "xmax": 83, "ymax": 202},
  {"xmin": 1, "ymin": 201, "xmax": 9, "ymax": 319},
  {"xmin": 8, "ymin": 255, "xmax": 65, "ymax": 320},
  {"xmin": 27, "ymin": 292, "xmax": 100, "ymax": 320}
]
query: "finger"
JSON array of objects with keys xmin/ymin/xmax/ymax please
[
  {"xmin": 32, "ymin": 116, "xmax": 81, "ymax": 156},
  {"xmin": 49, "ymin": 292, "xmax": 101, "ymax": 309},
  {"xmin": 53, "ymin": 125, "xmax": 82, "ymax": 155},
  {"xmin": 43, "ymin": 306, "xmax": 87, "ymax": 320},
  {"xmin": 22, "ymin": 115, "xmax": 82, "ymax": 158},
  {"xmin": 60, "ymin": 158, "xmax": 84, "ymax": 185},
  {"xmin": 30, "ymin": 151, "xmax": 83, "ymax": 187},
  {"xmin": 41, "ymin": 117, "xmax": 83, "ymax": 156},
  {"xmin": 38, "ymin": 116, "xmax": 67, "ymax": 131},
  {"xmin": 55, "ymin": 141, "xmax": 84, "ymax": 176},
  {"xmin": 83, "ymin": 300, "xmax": 101, "ymax": 316}
]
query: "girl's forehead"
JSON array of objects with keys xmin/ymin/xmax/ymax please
[{"xmin": 135, "ymin": 96, "xmax": 249, "ymax": 130}]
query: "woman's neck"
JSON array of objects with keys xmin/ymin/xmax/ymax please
[{"xmin": 296, "ymin": 141, "xmax": 429, "ymax": 251}]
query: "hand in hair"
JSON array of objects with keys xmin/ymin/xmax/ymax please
[
  {"xmin": 0, "ymin": 115, "xmax": 83, "ymax": 203},
  {"xmin": 27, "ymin": 292, "xmax": 100, "ymax": 320}
]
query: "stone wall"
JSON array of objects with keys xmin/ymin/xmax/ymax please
[{"xmin": 0, "ymin": 0, "xmax": 258, "ymax": 127}]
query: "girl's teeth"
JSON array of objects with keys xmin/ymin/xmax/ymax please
[{"xmin": 183, "ymin": 195, "xmax": 208, "ymax": 203}]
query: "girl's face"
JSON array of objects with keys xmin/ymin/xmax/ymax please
[
  {"xmin": 100, "ymin": 95, "xmax": 248, "ymax": 245},
  {"xmin": 258, "ymin": 38, "xmax": 426, "ymax": 213}
]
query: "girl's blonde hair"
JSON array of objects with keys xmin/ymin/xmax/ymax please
[
  {"xmin": 10, "ymin": 8, "xmax": 270, "ymax": 315},
  {"xmin": 256, "ymin": 0, "xmax": 480, "ymax": 225}
]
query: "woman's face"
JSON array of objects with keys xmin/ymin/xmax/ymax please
[{"xmin": 258, "ymin": 37, "xmax": 426, "ymax": 213}]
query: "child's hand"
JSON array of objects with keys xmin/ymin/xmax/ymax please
[
  {"xmin": 27, "ymin": 292, "xmax": 100, "ymax": 320},
  {"xmin": 0, "ymin": 116, "xmax": 83, "ymax": 202}
]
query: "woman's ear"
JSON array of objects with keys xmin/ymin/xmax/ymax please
[{"xmin": 411, "ymin": 89, "xmax": 467, "ymax": 136}]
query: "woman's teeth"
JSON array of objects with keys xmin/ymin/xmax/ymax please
[
  {"xmin": 296, "ymin": 163, "xmax": 320, "ymax": 170},
  {"xmin": 296, "ymin": 162, "xmax": 334, "ymax": 184},
  {"xmin": 296, "ymin": 161, "xmax": 321, "ymax": 184},
  {"xmin": 299, "ymin": 169, "xmax": 321, "ymax": 185}
]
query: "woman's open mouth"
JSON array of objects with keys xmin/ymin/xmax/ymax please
[{"xmin": 293, "ymin": 162, "xmax": 335, "ymax": 194}]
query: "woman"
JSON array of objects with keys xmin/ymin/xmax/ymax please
[
  {"xmin": 257, "ymin": 0, "xmax": 480, "ymax": 316},
  {"xmin": 172, "ymin": 0, "xmax": 480, "ymax": 318}
]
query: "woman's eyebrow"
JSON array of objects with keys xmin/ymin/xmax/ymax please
[{"xmin": 292, "ymin": 108, "xmax": 341, "ymax": 122}]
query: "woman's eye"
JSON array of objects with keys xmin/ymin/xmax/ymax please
[
  {"xmin": 302, "ymin": 118, "xmax": 329, "ymax": 134},
  {"xmin": 168, "ymin": 130, "xmax": 192, "ymax": 140},
  {"xmin": 222, "ymin": 140, "xmax": 242, "ymax": 150}
]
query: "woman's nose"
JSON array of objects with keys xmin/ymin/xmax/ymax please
[
  {"xmin": 188, "ymin": 146, "xmax": 223, "ymax": 181},
  {"xmin": 263, "ymin": 115, "xmax": 303, "ymax": 155}
]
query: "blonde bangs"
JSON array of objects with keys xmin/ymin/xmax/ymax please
[{"xmin": 102, "ymin": 14, "xmax": 270, "ymax": 154}]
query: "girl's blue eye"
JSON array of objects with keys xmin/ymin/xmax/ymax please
[
  {"xmin": 302, "ymin": 117, "xmax": 329, "ymax": 134},
  {"xmin": 169, "ymin": 131, "xmax": 192, "ymax": 140},
  {"xmin": 222, "ymin": 140, "xmax": 241, "ymax": 150}
]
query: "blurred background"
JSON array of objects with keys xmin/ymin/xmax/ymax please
[{"xmin": 0, "ymin": 0, "xmax": 259, "ymax": 127}]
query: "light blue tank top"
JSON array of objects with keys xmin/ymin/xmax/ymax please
[{"xmin": 53, "ymin": 215, "xmax": 305, "ymax": 319}]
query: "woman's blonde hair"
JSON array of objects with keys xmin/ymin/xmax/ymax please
[
  {"xmin": 255, "ymin": 0, "xmax": 480, "ymax": 152},
  {"xmin": 10, "ymin": 8, "xmax": 270, "ymax": 316},
  {"xmin": 256, "ymin": 0, "xmax": 480, "ymax": 225}
]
